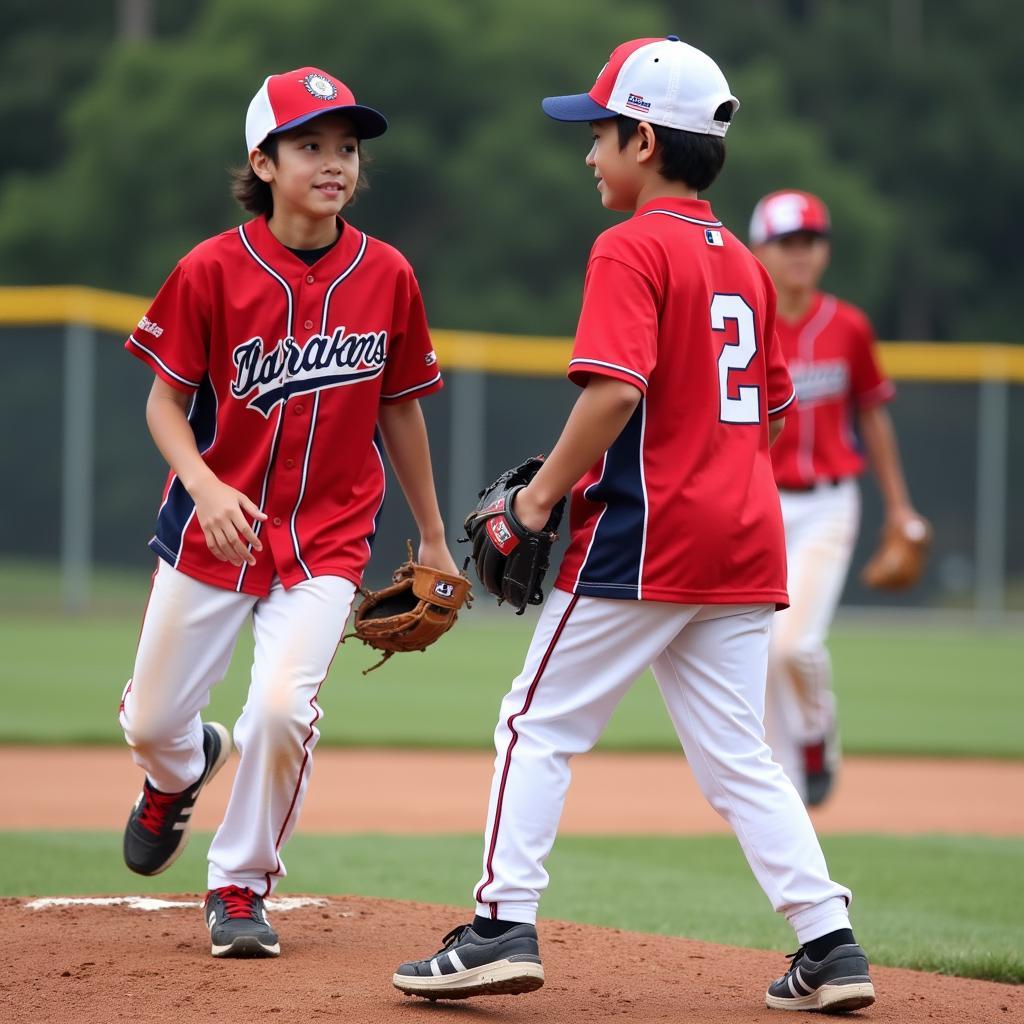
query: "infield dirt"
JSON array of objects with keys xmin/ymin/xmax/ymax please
[
  {"xmin": 6, "ymin": 747, "xmax": 1023, "ymax": 835},
  {"xmin": 5, "ymin": 748, "xmax": 1022, "ymax": 1022},
  {"xmin": 3, "ymin": 894, "xmax": 1021, "ymax": 1024}
]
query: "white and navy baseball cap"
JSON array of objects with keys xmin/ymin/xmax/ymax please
[
  {"xmin": 245, "ymin": 66, "xmax": 388, "ymax": 153},
  {"xmin": 749, "ymin": 190, "xmax": 831, "ymax": 245},
  {"xmin": 542, "ymin": 36, "xmax": 739, "ymax": 136}
]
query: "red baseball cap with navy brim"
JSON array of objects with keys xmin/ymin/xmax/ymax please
[
  {"xmin": 245, "ymin": 67, "xmax": 388, "ymax": 153},
  {"xmin": 748, "ymin": 190, "xmax": 831, "ymax": 245},
  {"xmin": 542, "ymin": 36, "xmax": 739, "ymax": 136}
]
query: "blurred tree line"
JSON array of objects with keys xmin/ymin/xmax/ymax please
[{"xmin": 0, "ymin": 0, "xmax": 1019, "ymax": 341}]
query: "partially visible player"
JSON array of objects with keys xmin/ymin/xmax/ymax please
[
  {"xmin": 749, "ymin": 190, "xmax": 925, "ymax": 806},
  {"xmin": 393, "ymin": 38, "xmax": 875, "ymax": 1013},
  {"xmin": 119, "ymin": 66, "xmax": 456, "ymax": 958}
]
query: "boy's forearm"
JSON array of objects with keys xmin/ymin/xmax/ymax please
[
  {"xmin": 526, "ymin": 377, "xmax": 643, "ymax": 510},
  {"xmin": 858, "ymin": 404, "xmax": 912, "ymax": 517},
  {"xmin": 146, "ymin": 382, "xmax": 215, "ymax": 493},
  {"xmin": 378, "ymin": 400, "xmax": 446, "ymax": 540}
]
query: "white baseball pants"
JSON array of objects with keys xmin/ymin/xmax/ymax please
[
  {"xmin": 473, "ymin": 590, "xmax": 852, "ymax": 944},
  {"xmin": 119, "ymin": 559, "xmax": 355, "ymax": 895},
  {"xmin": 765, "ymin": 480, "xmax": 860, "ymax": 795}
]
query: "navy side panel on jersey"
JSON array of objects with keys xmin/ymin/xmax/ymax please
[
  {"xmin": 150, "ymin": 375, "xmax": 218, "ymax": 565},
  {"xmin": 364, "ymin": 427, "xmax": 387, "ymax": 555},
  {"xmin": 575, "ymin": 402, "xmax": 646, "ymax": 599}
]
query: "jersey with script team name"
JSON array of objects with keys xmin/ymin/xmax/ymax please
[
  {"xmin": 555, "ymin": 197, "xmax": 796, "ymax": 607},
  {"xmin": 125, "ymin": 215, "xmax": 442, "ymax": 597},
  {"xmin": 769, "ymin": 292, "xmax": 894, "ymax": 490}
]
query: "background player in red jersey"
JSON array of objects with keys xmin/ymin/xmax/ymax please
[
  {"xmin": 118, "ymin": 66, "xmax": 457, "ymax": 958},
  {"xmin": 749, "ymin": 191, "xmax": 927, "ymax": 807},
  {"xmin": 393, "ymin": 38, "xmax": 875, "ymax": 1014}
]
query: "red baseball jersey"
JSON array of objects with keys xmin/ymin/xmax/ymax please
[
  {"xmin": 126, "ymin": 214, "xmax": 442, "ymax": 596},
  {"xmin": 769, "ymin": 292, "xmax": 894, "ymax": 489},
  {"xmin": 555, "ymin": 197, "xmax": 795, "ymax": 606}
]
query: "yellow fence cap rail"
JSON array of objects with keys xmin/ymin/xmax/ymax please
[
  {"xmin": 1, "ymin": 285, "xmax": 1022, "ymax": 383},
  {"xmin": 878, "ymin": 341, "xmax": 1024, "ymax": 383},
  {"xmin": 0, "ymin": 286, "xmax": 147, "ymax": 334}
]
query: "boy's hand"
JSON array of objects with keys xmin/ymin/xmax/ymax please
[
  {"xmin": 512, "ymin": 485, "xmax": 553, "ymax": 533},
  {"xmin": 190, "ymin": 476, "xmax": 268, "ymax": 567},
  {"xmin": 418, "ymin": 536, "xmax": 459, "ymax": 576},
  {"xmin": 885, "ymin": 504, "xmax": 922, "ymax": 537}
]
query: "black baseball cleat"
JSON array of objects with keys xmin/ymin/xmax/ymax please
[
  {"xmin": 204, "ymin": 886, "xmax": 280, "ymax": 958},
  {"xmin": 802, "ymin": 735, "xmax": 838, "ymax": 807},
  {"xmin": 393, "ymin": 922, "xmax": 545, "ymax": 999},
  {"xmin": 123, "ymin": 722, "xmax": 232, "ymax": 876},
  {"xmin": 766, "ymin": 943, "xmax": 875, "ymax": 1012}
]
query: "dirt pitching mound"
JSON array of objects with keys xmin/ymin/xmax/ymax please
[{"xmin": 2, "ymin": 895, "xmax": 1019, "ymax": 1024}]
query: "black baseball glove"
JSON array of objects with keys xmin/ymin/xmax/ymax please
[{"xmin": 463, "ymin": 456, "xmax": 566, "ymax": 614}]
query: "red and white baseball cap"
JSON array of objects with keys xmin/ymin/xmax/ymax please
[
  {"xmin": 749, "ymin": 190, "xmax": 831, "ymax": 245},
  {"xmin": 542, "ymin": 36, "xmax": 739, "ymax": 136},
  {"xmin": 245, "ymin": 67, "xmax": 388, "ymax": 153}
]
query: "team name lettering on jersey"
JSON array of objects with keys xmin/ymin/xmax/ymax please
[
  {"xmin": 790, "ymin": 360, "xmax": 849, "ymax": 405},
  {"xmin": 231, "ymin": 327, "xmax": 388, "ymax": 416}
]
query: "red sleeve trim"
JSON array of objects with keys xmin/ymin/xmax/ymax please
[
  {"xmin": 855, "ymin": 379, "xmax": 896, "ymax": 409},
  {"xmin": 567, "ymin": 358, "xmax": 648, "ymax": 394},
  {"xmin": 380, "ymin": 372, "xmax": 444, "ymax": 404},
  {"xmin": 767, "ymin": 389, "xmax": 797, "ymax": 418},
  {"xmin": 125, "ymin": 335, "xmax": 200, "ymax": 392}
]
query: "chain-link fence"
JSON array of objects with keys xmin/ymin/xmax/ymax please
[{"xmin": 2, "ymin": 289, "xmax": 1020, "ymax": 615}]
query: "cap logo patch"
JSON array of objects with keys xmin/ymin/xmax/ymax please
[
  {"xmin": 625, "ymin": 93, "xmax": 651, "ymax": 113},
  {"xmin": 766, "ymin": 194, "xmax": 808, "ymax": 235},
  {"xmin": 303, "ymin": 73, "xmax": 337, "ymax": 101}
]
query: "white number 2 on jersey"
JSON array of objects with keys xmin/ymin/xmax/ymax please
[{"xmin": 711, "ymin": 293, "xmax": 761, "ymax": 424}]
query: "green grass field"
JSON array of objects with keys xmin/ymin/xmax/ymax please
[
  {"xmin": 1, "ymin": 559, "xmax": 1021, "ymax": 754},
  {"xmin": 3, "ymin": 560, "xmax": 1022, "ymax": 986},
  {"xmin": 2, "ymin": 830, "xmax": 1021, "ymax": 983}
]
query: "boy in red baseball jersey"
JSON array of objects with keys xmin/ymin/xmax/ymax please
[
  {"xmin": 749, "ymin": 190, "xmax": 926, "ymax": 807},
  {"xmin": 119, "ymin": 66, "xmax": 456, "ymax": 958},
  {"xmin": 394, "ymin": 38, "xmax": 874, "ymax": 1013}
]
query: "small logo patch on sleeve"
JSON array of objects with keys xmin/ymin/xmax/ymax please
[
  {"xmin": 425, "ymin": 350, "xmax": 437, "ymax": 366},
  {"xmin": 138, "ymin": 316, "xmax": 164, "ymax": 337},
  {"xmin": 705, "ymin": 229, "xmax": 724, "ymax": 247}
]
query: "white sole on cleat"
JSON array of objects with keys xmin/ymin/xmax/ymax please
[
  {"xmin": 211, "ymin": 936, "xmax": 281, "ymax": 958},
  {"xmin": 138, "ymin": 722, "xmax": 233, "ymax": 877},
  {"xmin": 766, "ymin": 981, "xmax": 875, "ymax": 1012},
  {"xmin": 393, "ymin": 960, "xmax": 545, "ymax": 1000}
]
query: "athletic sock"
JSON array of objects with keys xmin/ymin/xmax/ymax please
[
  {"xmin": 471, "ymin": 914, "xmax": 520, "ymax": 938},
  {"xmin": 805, "ymin": 928, "xmax": 856, "ymax": 961}
]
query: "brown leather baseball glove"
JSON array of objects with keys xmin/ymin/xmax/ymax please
[
  {"xmin": 347, "ymin": 543, "xmax": 472, "ymax": 673},
  {"xmin": 860, "ymin": 515, "xmax": 932, "ymax": 591}
]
